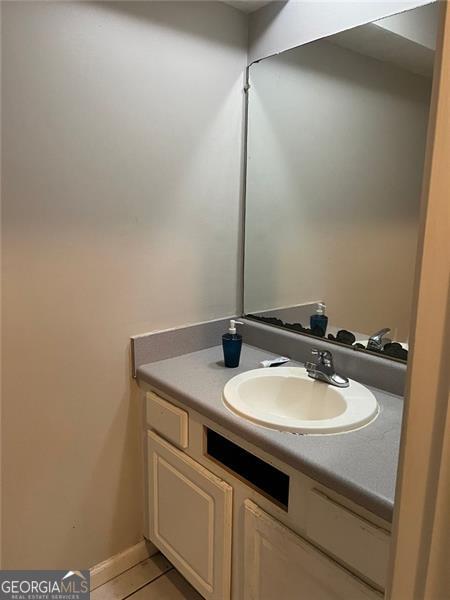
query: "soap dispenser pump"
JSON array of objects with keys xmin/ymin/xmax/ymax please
[
  {"xmin": 222, "ymin": 319, "xmax": 243, "ymax": 368},
  {"xmin": 310, "ymin": 302, "xmax": 328, "ymax": 336}
]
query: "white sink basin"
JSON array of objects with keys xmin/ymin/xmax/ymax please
[{"xmin": 223, "ymin": 367, "xmax": 379, "ymax": 434}]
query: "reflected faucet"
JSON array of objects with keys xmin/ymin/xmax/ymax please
[
  {"xmin": 305, "ymin": 349, "xmax": 349, "ymax": 388},
  {"xmin": 367, "ymin": 328, "xmax": 391, "ymax": 352}
]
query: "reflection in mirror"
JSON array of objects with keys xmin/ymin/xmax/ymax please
[{"xmin": 243, "ymin": 3, "xmax": 439, "ymax": 362}]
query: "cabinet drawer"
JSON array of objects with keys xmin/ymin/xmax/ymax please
[
  {"xmin": 147, "ymin": 431, "xmax": 232, "ymax": 600},
  {"xmin": 146, "ymin": 391, "xmax": 188, "ymax": 448},
  {"xmin": 306, "ymin": 489, "xmax": 390, "ymax": 589}
]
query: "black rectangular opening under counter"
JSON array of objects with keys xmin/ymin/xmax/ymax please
[{"xmin": 205, "ymin": 428, "xmax": 289, "ymax": 509}]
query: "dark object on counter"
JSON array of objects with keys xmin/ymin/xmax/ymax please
[
  {"xmin": 286, "ymin": 322, "xmax": 321, "ymax": 337},
  {"xmin": 222, "ymin": 334, "xmax": 242, "ymax": 367},
  {"xmin": 245, "ymin": 314, "xmax": 407, "ymax": 361},
  {"xmin": 263, "ymin": 316, "xmax": 284, "ymax": 327},
  {"xmin": 310, "ymin": 302, "xmax": 328, "ymax": 336},
  {"xmin": 328, "ymin": 331, "xmax": 356, "ymax": 345},
  {"xmin": 310, "ymin": 325, "xmax": 326, "ymax": 337},
  {"xmin": 285, "ymin": 322, "xmax": 307, "ymax": 333},
  {"xmin": 383, "ymin": 343, "xmax": 408, "ymax": 360},
  {"xmin": 222, "ymin": 320, "xmax": 243, "ymax": 367},
  {"xmin": 336, "ymin": 329, "xmax": 356, "ymax": 345},
  {"xmin": 368, "ymin": 346, "xmax": 384, "ymax": 355}
]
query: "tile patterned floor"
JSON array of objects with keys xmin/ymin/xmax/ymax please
[{"xmin": 91, "ymin": 553, "xmax": 202, "ymax": 600}]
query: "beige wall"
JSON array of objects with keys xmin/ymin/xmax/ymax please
[
  {"xmin": 244, "ymin": 39, "xmax": 431, "ymax": 339},
  {"xmin": 1, "ymin": 1, "xmax": 246, "ymax": 568}
]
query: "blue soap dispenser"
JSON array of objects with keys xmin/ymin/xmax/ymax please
[
  {"xmin": 222, "ymin": 319, "xmax": 243, "ymax": 368},
  {"xmin": 310, "ymin": 302, "xmax": 328, "ymax": 336}
]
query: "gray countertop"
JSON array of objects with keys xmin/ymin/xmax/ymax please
[{"xmin": 137, "ymin": 344, "xmax": 403, "ymax": 522}]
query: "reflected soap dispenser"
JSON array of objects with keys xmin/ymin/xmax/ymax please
[
  {"xmin": 310, "ymin": 302, "xmax": 328, "ymax": 336},
  {"xmin": 222, "ymin": 320, "xmax": 243, "ymax": 368}
]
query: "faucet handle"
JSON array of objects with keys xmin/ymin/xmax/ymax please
[
  {"xmin": 311, "ymin": 348, "xmax": 331, "ymax": 357},
  {"xmin": 306, "ymin": 348, "xmax": 348, "ymax": 387},
  {"xmin": 370, "ymin": 327, "xmax": 391, "ymax": 341},
  {"xmin": 311, "ymin": 348, "xmax": 333, "ymax": 366},
  {"xmin": 368, "ymin": 327, "xmax": 391, "ymax": 351}
]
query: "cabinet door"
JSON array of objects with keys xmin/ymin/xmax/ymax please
[
  {"xmin": 244, "ymin": 500, "xmax": 382, "ymax": 600},
  {"xmin": 147, "ymin": 430, "xmax": 232, "ymax": 600}
]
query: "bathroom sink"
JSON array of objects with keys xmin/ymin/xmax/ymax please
[{"xmin": 223, "ymin": 367, "xmax": 378, "ymax": 434}]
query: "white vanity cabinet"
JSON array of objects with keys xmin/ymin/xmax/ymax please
[
  {"xmin": 147, "ymin": 430, "xmax": 233, "ymax": 600},
  {"xmin": 244, "ymin": 499, "xmax": 381, "ymax": 600},
  {"xmin": 144, "ymin": 389, "xmax": 390, "ymax": 600}
]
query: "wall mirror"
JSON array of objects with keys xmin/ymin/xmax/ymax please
[{"xmin": 243, "ymin": 2, "xmax": 440, "ymax": 363}]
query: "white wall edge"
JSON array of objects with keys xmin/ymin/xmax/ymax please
[
  {"xmin": 248, "ymin": 0, "xmax": 436, "ymax": 64},
  {"xmin": 130, "ymin": 315, "xmax": 237, "ymax": 341}
]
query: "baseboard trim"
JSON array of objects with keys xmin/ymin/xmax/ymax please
[{"xmin": 90, "ymin": 539, "xmax": 158, "ymax": 590}]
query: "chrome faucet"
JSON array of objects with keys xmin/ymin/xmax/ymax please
[
  {"xmin": 367, "ymin": 328, "xmax": 391, "ymax": 352},
  {"xmin": 305, "ymin": 349, "xmax": 349, "ymax": 388}
]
